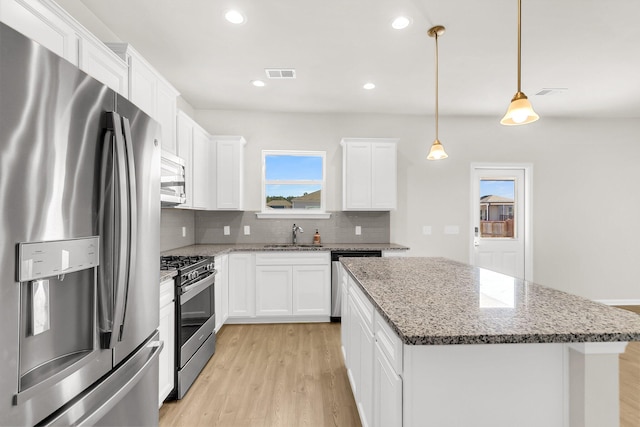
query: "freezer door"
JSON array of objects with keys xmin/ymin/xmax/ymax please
[
  {"xmin": 112, "ymin": 95, "xmax": 161, "ymax": 366},
  {"xmin": 39, "ymin": 332, "xmax": 163, "ymax": 426}
]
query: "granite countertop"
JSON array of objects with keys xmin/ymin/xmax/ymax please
[
  {"xmin": 161, "ymin": 243, "xmax": 409, "ymax": 257},
  {"xmin": 341, "ymin": 257, "xmax": 640, "ymax": 346},
  {"xmin": 160, "ymin": 270, "xmax": 178, "ymax": 282}
]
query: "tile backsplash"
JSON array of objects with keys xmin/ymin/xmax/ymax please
[{"xmin": 161, "ymin": 209, "xmax": 390, "ymax": 250}]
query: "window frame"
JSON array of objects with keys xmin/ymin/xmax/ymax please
[{"xmin": 258, "ymin": 150, "xmax": 330, "ymax": 219}]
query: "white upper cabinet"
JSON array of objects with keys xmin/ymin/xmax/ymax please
[
  {"xmin": 107, "ymin": 43, "xmax": 179, "ymax": 155},
  {"xmin": 79, "ymin": 38, "xmax": 128, "ymax": 97},
  {"xmin": 0, "ymin": 0, "xmax": 128, "ymax": 97},
  {"xmin": 192, "ymin": 125, "xmax": 211, "ymax": 210},
  {"xmin": 341, "ymin": 138, "xmax": 398, "ymax": 211},
  {"xmin": 0, "ymin": 0, "xmax": 80, "ymax": 64},
  {"xmin": 212, "ymin": 136, "xmax": 246, "ymax": 210}
]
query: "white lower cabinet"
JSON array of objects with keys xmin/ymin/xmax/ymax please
[
  {"xmin": 228, "ymin": 253, "xmax": 256, "ymax": 318},
  {"xmin": 292, "ymin": 265, "xmax": 330, "ymax": 315},
  {"xmin": 256, "ymin": 265, "xmax": 293, "ymax": 316},
  {"xmin": 374, "ymin": 341, "xmax": 402, "ymax": 427},
  {"xmin": 254, "ymin": 252, "xmax": 330, "ymax": 320},
  {"xmin": 228, "ymin": 252, "xmax": 330, "ymax": 322},
  {"xmin": 158, "ymin": 278, "xmax": 175, "ymax": 406},
  {"xmin": 343, "ymin": 272, "xmax": 402, "ymax": 427},
  {"xmin": 214, "ymin": 254, "xmax": 229, "ymax": 332}
]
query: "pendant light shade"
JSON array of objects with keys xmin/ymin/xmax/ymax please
[
  {"xmin": 427, "ymin": 25, "xmax": 448, "ymax": 160},
  {"xmin": 501, "ymin": 0, "xmax": 539, "ymax": 126},
  {"xmin": 427, "ymin": 139, "xmax": 447, "ymax": 160}
]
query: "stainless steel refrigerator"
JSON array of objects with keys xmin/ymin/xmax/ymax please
[{"xmin": 0, "ymin": 22, "xmax": 162, "ymax": 426}]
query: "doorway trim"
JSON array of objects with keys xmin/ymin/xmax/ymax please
[{"xmin": 470, "ymin": 163, "xmax": 533, "ymax": 281}]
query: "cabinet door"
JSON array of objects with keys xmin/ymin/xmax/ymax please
[
  {"xmin": 176, "ymin": 112, "xmax": 193, "ymax": 208},
  {"xmin": 0, "ymin": 0, "xmax": 80, "ymax": 64},
  {"xmin": 228, "ymin": 254, "xmax": 255, "ymax": 318},
  {"xmin": 158, "ymin": 301, "xmax": 175, "ymax": 406},
  {"xmin": 357, "ymin": 308, "xmax": 375, "ymax": 427},
  {"xmin": 156, "ymin": 81, "xmax": 177, "ymax": 154},
  {"xmin": 343, "ymin": 142, "xmax": 372, "ymax": 210},
  {"xmin": 347, "ymin": 295, "xmax": 361, "ymax": 397},
  {"xmin": 219, "ymin": 255, "xmax": 229, "ymax": 325},
  {"xmin": 192, "ymin": 126, "xmax": 211, "ymax": 209},
  {"xmin": 374, "ymin": 342, "xmax": 402, "ymax": 427},
  {"xmin": 371, "ymin": 142, "xmax": 397, "ymax": 209},
  {"xmin": 214, "ymin": 266, "xmax": 223, "ymax": 333},
  {"xmin": 292, "ymin": 264, "xmax": 330, "ymax": 316},
  {"xmin": 79, "ymin": 39, "xmax": 128, "ymax": 97},
  {"xmin": 255, "ymin": 265, "xmax": 292, "ymax": 316},
  {"xmin": 214, "ymin": 254, "xmax": 229, "ymax": 332},
  {"xmin": 128, "ymin": 54, "xmax": 157, "ymax": 117},
  {"xmin": 215, "ymin": 137, "xmax": 244, "ymax": 210},
  {"xmin": 340, "ymin": 271, "xmax": 349, "ymax": 362}
]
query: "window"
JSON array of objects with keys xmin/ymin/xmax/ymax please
[
  {"xmin": 260, "ymin": 150, "xmax": 327, "ymax": 217},
  {"xmin": 479, "ymin": 179, "xmax": 516, "ymax": 238}
]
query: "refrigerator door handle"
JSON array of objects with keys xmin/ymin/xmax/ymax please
[
  {"xmin": 98, "ymin": 126, "xmax": 116, "ymax": 347},
  {"xmin": 117, "ymin": 116, "xmax": 138, "ymax": 341},
  {"xmin": 100, "ymin": 111, "xmax": 129, "ymax": 349}
]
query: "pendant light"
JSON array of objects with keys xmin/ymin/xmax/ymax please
[
  {"xmin": 500, "ymin": 0, "xmax": 539, "ymax": 125},
  {"xmin": 427, "ymin": 25, "xmax": 448, "ymax": 160}
]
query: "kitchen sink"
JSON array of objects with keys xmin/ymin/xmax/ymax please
[{"xmin": 263, "ymin": 244, "xmax": 323, "ymax": 248}]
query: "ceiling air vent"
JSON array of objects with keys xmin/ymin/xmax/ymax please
[
  {"xmin": 535, "ymin": 88, "xmax": 568, "ymax": 96},
  {"xmin": 265, "ymin": 68, "xmax": 296, "ymax": 79}
]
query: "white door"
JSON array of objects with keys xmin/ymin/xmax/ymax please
[{"xmin": 471, "ymin": 165, "xmax": 531, "ymax": 280}]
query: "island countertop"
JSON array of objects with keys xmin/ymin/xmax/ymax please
[{"xmin": 341, "ymin": 256, "xmax": 640, "ymax": 345}]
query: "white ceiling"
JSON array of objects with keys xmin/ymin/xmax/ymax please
[{"xmin": 79, "ymin": 0, "xmax": 640, "ymax": 118}]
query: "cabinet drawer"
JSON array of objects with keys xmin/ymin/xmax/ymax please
[
  {"xmin": 255, "ymin": 251, "xmax": 330, "ymax": 266},
  {"xmin": 160, "ymin": 278, "xmax": 175, "ymax": 308},
  {"xmin": 349, "ymin": 276, "xmax": 374, "ymax": 331},
  {"xmin": 374, "ymin": 311, "xmax": 403, "ymax": 375}
]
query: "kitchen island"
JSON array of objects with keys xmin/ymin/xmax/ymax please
[{"xmin": 339, "ymin": 257, "xmax": 640, "ymax": 427}]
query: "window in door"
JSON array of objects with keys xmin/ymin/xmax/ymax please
[
  {"xmin": 262, "ymin": 150, "xmax": 326, "ymax": 213},
  {"xmin": 479, "ymin": 179, "xmax": 516, "ymax": 238}
]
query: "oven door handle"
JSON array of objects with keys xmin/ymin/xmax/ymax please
[{"xmin": 181, "ymin": 272, "xmax": 216, "ymax": 305}]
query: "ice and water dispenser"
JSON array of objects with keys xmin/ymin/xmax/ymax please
[{"xmin": 16, "ymin": 237, "xmax": 100, "ymax": 396}]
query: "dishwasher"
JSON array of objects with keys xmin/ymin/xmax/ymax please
[{"xmin": 331, "ymin": 250, "xmax": 382, "ymax": 322}]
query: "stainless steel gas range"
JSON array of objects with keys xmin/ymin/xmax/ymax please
[{"xmin": 161, "ymin": 255, "xmax": 217, "ymax": 399}]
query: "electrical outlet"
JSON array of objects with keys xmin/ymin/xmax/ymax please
[
  {"xmin": 223, "ymin": 226, "xmax": 230, "ymax": 236},
  {"xmin": 422, "ymin": 226, "xmax": 432, "ymax": 235},
  {"xmin": 244, "ymin": 225, "xmax": 250, "ymax": 235},
  {"xmin": 355, "ymin": 225, "xmax": 362, "ymax": 235},
  {"xmin": 182, "ymin": 226, "xmax": 186, "ymax": 237}
]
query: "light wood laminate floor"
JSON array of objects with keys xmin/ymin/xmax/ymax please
[
  {"xmin": 160, "ymin": 319, "xmax": 640, "ymax": 427},
  {"xmin": 159, "ymin": 323, "xmax": 361, "ymax": 427}
]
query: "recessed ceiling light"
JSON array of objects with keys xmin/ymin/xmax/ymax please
[
  {"xmin": 225, "ymin": 10, "xmax": 245, "ymax": 24},
  {"xmin": 251, "ymin": 80, "xmax": 265, "ymax": 87},
  {"xmin": 363, "ymin": 82, "xmax": 376, "ymax": 90},
  {"xmin": 391, "ymin": 16, "xmax": 411, "ymax": 30}
]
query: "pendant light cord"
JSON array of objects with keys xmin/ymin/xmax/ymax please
[
  {"xmin": 434, "ymin": 31, "xmax": 439, "ymax": 140},
  {"xmin": 517, "ymin": 0, "xmax": 522, "ymax": 93}
]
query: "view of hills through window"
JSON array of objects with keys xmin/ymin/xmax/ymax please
[
  {"xmin": 479, "ymin": 179, "xmax": 515, "ymax": 238},
  {"xmin": 264, "ymin": 153, "xmax": 324, "ymax": 210}
]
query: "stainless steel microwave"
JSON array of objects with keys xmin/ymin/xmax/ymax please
[{"xmin": 161, "ymin": 151, "xmax": 186, "ymax": 207}]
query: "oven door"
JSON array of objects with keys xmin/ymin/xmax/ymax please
[{"xmin": 178, "ymin": 273, "xmax": 216, "ymax": 368}]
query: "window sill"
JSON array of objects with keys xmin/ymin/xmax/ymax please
[{"xmin": 255, "ymin": 212, "xmax": 332, "ymax": 219}]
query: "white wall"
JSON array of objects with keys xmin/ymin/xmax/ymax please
[
  {"xmin": 54, "ymin": 0, "xmax": 121, "ymax": 42},
  {"xmin": 195, "ymin": 110, "xmax": 640, "ymax": 301}
]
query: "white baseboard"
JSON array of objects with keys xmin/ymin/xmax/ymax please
[
  {"xmin": 593, "ymin": 299, "xmax": 640, "ymax": 306},
  {"xmin": 225, "ymin": 315, "xmax": 330, "ymax": 324}
]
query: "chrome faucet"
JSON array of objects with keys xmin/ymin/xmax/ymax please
[{"xmin": 292, "ymin": 223, "xmax": 304, "ymax": 244}]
